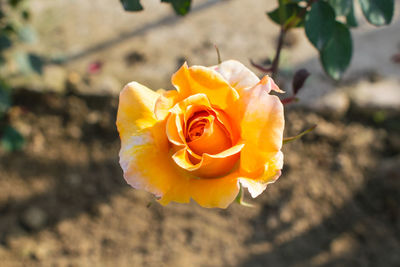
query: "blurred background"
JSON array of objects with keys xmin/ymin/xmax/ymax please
[{"xmin": 0, "ymin": 0, "xmax": 400, "ymax": 266}]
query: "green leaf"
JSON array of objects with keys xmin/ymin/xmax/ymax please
[
  {"xmin": 358, "ymin": 0, "xmax": 394, "ymax": 26},
  {"xmin": 235, "ymin": 184, "xmax": 254, "ymax": 207},
  {"xmin": 267, "ymin": 3, "xmax": 305, "ymax": 29},
  {"xmin": 328, "ymin": 0, "xmax": 352, "ymax": 16},
  {"xmin": 15, "ymin": 52, "xmax": 44, "ymax": 75},
  {"xmin": 0, "ymin": 35, "xmax": 12, "ymax": 51},
  {"xmin": 305, "ymin": 1, "xmax": 336, "ymax": 50},
  {"xmin": 346, "ymin": 1, "xmax": 358, "ymax": 27},
  {"xmin": 162, "ymin": 0, "xmax": 192, "ymax": 16},
  {"xmin": 320, "ymin": 22, "xmax": 352, "ymax": 80},
  {"xmin": 1, "ymin": 126, "xmax": 24, "ymax": 151},
  {"xmin": 120, "ymin": 0, "xmax": 143, "ymax": 12},
  {"xmin": 0, "ymin": 82, "xmax": 11, "ymax": 117}
]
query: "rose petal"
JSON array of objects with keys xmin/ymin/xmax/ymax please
[
  {"xmin": 188, "ymin": 116, "xmax": 232, "ymax": 155},
  {"xmin": 154, "ymin": 89, "xmax": 179, "ymax": 121},
  {"xmin": 172, "ymin": 143, "xmax": 244, "ymax": 178},
  {"xmin": 171, "ymin": 62, "xmax": 239, "ymax": 109},
  {"xmin": 116, "ymin": 82, "xmax": 159, "ymax": 138},
  {"xmin": 212, "ymin": 60, "xmax": 260, "ymax": 92},
  {"xmin": 240, "ymin": 85, "xmax": 284, "ymax": 175},
  {"xmin": 239, "ymin": 151, "xmax": 283, "ymax": 198}
]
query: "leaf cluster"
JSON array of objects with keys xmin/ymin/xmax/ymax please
[
  {"xmin": 120, "ymin": 0, "xmax": 192, "ymax": 16},
  {"xmin": 267, "ymin": 0, "xmax": 394, "ymax": 80}
]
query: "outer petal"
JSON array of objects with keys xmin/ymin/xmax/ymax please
[
  {"xmin": 212, "ymin": 60, "xmax": 260, "ymax": 92},
  {"xmin": 239, "ymin": 151, "xmax": 283, "ymax": 198},
  {"xmin": 159, "ymin": 170, "xmax": 240, "ymax": 209},
  {"xmin": 171, "ymin": 62, "xmax": 239, "ymax": 109},
  {"xmin": 116, "ymin": 82, "xmax": 159, "ymax": 138},
  {"xmin": 116, "ymin": 83, "xmax": 187, "ymax": 197},
  {"xmin": 240, "ymin": 85, "xmax": 285, "ymax": 175}
]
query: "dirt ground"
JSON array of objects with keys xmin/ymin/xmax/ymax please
[
  {"xmin": 0, "ymin": 90, "xmax": 399, "ymax": 267},
  {"xmin": 1, "ymin": 0, "xmax": 400, "ymax": 266}
]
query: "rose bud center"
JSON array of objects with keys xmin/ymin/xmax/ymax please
[{"xmin": 185, "ymin": 110, "xmax": 232, "ymax": 156}]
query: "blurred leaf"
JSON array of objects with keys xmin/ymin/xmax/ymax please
[
  {"xmin": 162, "ymin": 0, "xmax": 192, "ymax": 16},
  {"xmin": 1, "ymin": 126, "xmax": 24, "ymax": 151},
  {"xmin": 320, "ymin": 22, "xmax": 352, "ymax": 80},
  {"xmin": 359, "ymin": 0, "xmax": 394, "ymax": 26},
  {"xmin": 0, "ymin": 82, "xmax": 11, "ymax": 116},
  {"xmin": 18, "ymin": 26, "xmax": 37, "ymax": 43},
  {"xmin": 328, "ymin": 0, "xmax": 352, "ymax": 16},
  {"xmin": 292, "ymin": 68, "xmax": 310, "ymax": 95},
  {"xmin": 305, "ymin": 1, "xmax": 336, "ymax": 50},
  {"xmin": 8, "ymin": 0, "xmax": 24, "ymax": 8},
  {"xmin": 0, "ymin": 35, "xmax": 12, "ymax": 51},
  {"xmin": 346, "ymin": 1, "xmax": 358, "ymax": 27},
  {"xmin": 267, "ymin": 3, "xmax": 305, "ymax": 29},
  {"xmin": 120, "ymin": 0, "xmax": 143, "ymax": 12},
  {"xmin": 15, "ymin": 52, "xmax": 44, "ymax": 75},
  {"xmin": 21, "ymin": 10, "xmax": 30, "ymax": 21}
]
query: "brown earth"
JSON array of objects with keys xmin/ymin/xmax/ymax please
[
  {"xmin": 1, "ymin": 0, "xmax": 400, "ymax": 266},
  {"xmin": 0, "ymin": 89, "xmax": 399, "ymax": 267}
]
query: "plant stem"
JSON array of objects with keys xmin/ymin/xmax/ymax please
[{"xmin": 270, "ymin": 28, "xmax": 286, "ymax": 79}]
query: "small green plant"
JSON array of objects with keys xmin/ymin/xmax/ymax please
[{"xmin": 0, "ymin": 0, "xmax": 38, "ymax": 151}]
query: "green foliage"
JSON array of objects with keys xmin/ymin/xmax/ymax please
[
  {"xmin": 120, "ymin": 0, "xmax": 143, "ymax": 11},
  {"xmin": 15, "ymin": 52, "xmax": 44, "ymax": 75},
  {"xmin": 266, "ymin": 0, "xmax": 394, "ymax": 80},
  {"xmin": 359, "ymin": 0, "xmax": 394, "ymax": 26},
  {"xmin": 267, "ymin": 3, "xmax": 305, "ymax": 29},
  {"xmin": 328, "ymin": 0, "xmax": 352, "ymax": 16},
  {"xmin": 162, "ymin": 0, "xmax": 191, "ymax": 16},
  {"xmin": 320, "ymin": 22, "xmax": 352, "ymax": 80},
  {"xmin": 346, "ymin": 1, "xmax": 358, "ymax": 27},
  {"xmin": 1, "ymin": 126, "xmax": 25, "ymax": 151},
  {"xmin": 120, "ymin": 0, "xmax": 191, "ymax": 15},
  {"xmin": 305, "ymin": 1, "xmax": 336, "ymax": 50},
  {"xmin": 1, "ymin": 0, "xmax": 36, "ymax": 152},
  {"xmin": 0, "ymin": 82, "xmax": 11, "ymax": 118}
]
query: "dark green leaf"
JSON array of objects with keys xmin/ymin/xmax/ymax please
[
  {"xmin": 305, "ymin": 1, "xmax": 336, "ymax": 50},
  {"xmin": 120, "ymin": 0, "xmax": 143, "ymax": 12},
  {"xmin": 267, "ymin": 3, "xmax": 305, "ymax": 28},
  {"xmin": 15, "ymin": 52, "xmax": 44, "ymax": 75},
  {"xmin": 8, "ymin": 0, "xmax": 23, "ymax": 8},
  {"xmin": 22, "ymin": 10, "xmax": 30, "ymax": 21},
  {"xmin": 346, "ymin": 1, "xmax": 358, "ymax": 27},
  {"xmin": 0, "ymin": 82, "xmax": 11, "ymax": 116},
  {"xmin": 320, "ymin": 22, "xmax": 352, "ymax": 80},
  {"xmin": 359, "ymin": 0, "xmax": 394, "ymax": 26},
  {"xmin": 0, "ymin": 35, "xmax": 12, "ymax": 51},
  {"xmin": 1, "ymin": 126, "xmax": 24, "ymax": 151},
  {"xmin": 328, "ymin": 0, "xmax": 352, "ymax": 16},
  {"xmin": 162, "ymin": 0, "xmax": 192, "ymax": 16}
]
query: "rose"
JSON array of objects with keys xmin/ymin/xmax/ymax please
[{"xmin": 116, "ymin": 60, "xmax": 285, "ymax": 208}]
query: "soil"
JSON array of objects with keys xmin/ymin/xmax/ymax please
[
  {"xmin": 0, "ymin": 90, "xmax": 399, "ymax": 267},
  {"xmin": 1, "ymin": 0, "xmax": 400, "ymax": 266}
]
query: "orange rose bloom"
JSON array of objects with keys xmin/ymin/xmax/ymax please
[{"xmin": 117, "ymin": 60, "xmax": 285, "ymax": 208}]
